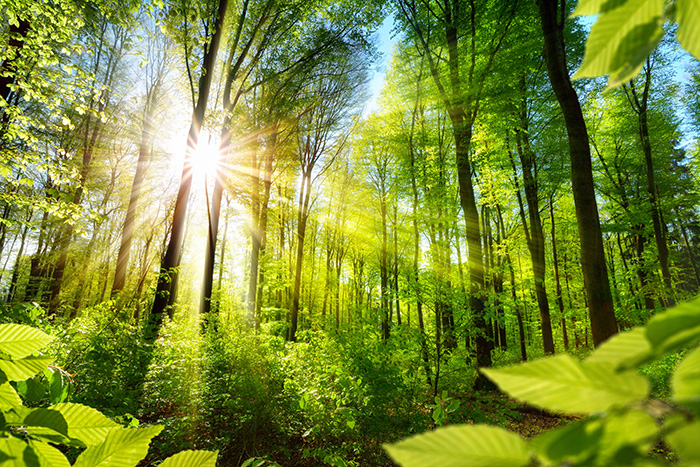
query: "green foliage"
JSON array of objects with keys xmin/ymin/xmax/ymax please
[
  {"xmin": 573, "ymin": 0, "xmax": 700, "ymax": 87},
  {"xmin": 428, "ymin": 391, "xmax": 460, "ymax": 427},
  {"xmin": 385, "ymin": 296, "xmax": 700, "ymax": 466},
  {"xmin": 52, "ymin": 302, "xmax": 149, "ymax": 418},
  {"xmin": 0, "ymin": 322, "xmax": 217, "ymax": 465}
]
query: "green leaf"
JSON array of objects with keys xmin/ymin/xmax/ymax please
[
  {"xmin": 586, "ymin": 327, "xmax": 651, "ymax": 370},
  {"xmin": 44, "ymin": 367, "xmax": 70, "ymax": 404},
  {"xmin": 16, "ymin": 376, "xmax": 46, "ymax": 404},
  {"xmin": 572, "ymin": 0, "xmax": 631, "ymax": 16},
  {"xmin": 572, "ymin": 0, "xmax": 664, "ymax": 87},
  {"xmin": 672, "ymin": 346, "xmax": 700, "ymax": 413},
  {"xmin": 384, "ymin": 424, "xmax": 529, "ymax": 467},
  {"xmin": 73, "ymin": 425, "xmax": 163, "ymax": 467},
  {"xmin": 531, "ymin": 418, "xmax": 604, "ymax": 465},
  {"xmin": 646, "ymin": 297, "xmax": 700, "ymax": 359},
  {"xmin": 596, "ymin": 411, "xmax": 658, "ymax": 464},
  {"xmin": 28, "ymin": 440, "xmax": 71, "ymax": 467},
  {"xmin": 676, "ymin": 0, "xmax": 700, "ymax": 60},
  {"xmin": 0, "ymin": 324, "xmax": 52, "ymax": 359},
  {"xmin": 0, "ymin": 381, "xmax": 22, "ymax": 411},
  {"xmin": 0, "ymin": 356, "xmax": 53, "ymax": 381},
  {"xmin": 160, "ymin": 450, "xmax": 219, "ymax": 467},
  {"xmin": 0, "ymin": 436, "xmax": 33, "ymax": 465},
  {"xmin": 11, "ymin": 408, "xmax": 69, "ymax": 436},
  {"xmin": 50, "ymin": 403, "xmax": 120, "ymax": 447},
  {"xmin": 481, "ymin": 355, "xmax": 649, "ymax": 414},
  {"xmin": 667, "ymin": 420, "xmax": 700, "ymax": 462}
]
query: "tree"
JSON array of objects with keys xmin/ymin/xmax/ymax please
[
  {"xmin": 395, "ymin": 0, "xmax": 520, "ymax": 382},
  {"xmin": 537, "ymin": 0, "xmax": 619, "ymax": 346},
  {"xmin": 287, "ymin": 49, "xmax": 365, "ymax": 341},
  {"xmin": 150, "ymin": 0, "xmax": 228, "ymax": 332}
]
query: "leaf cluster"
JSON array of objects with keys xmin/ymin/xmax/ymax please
[
  {"xmin": 385, "ymin": 296, "xmax": 700, "ymax": 466},
  {"xmin": 0, "ymin": 322, "xmax": 218, "ymax": 466}
]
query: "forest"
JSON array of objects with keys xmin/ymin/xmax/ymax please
[{"xmin": 1, "ymin": 0, "xmax": 700, "ymax": 465}]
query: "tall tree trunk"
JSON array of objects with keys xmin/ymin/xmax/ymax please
[
  {"xmin": 289, "ymin": 171, "xmax": 312, "ymax": 341},
  {"xmin": 624, "ymin": 64, "xmax": 675, "ymax": 306},
  {"xmin": 515, "ymin": 103, "xmax": 554, "ymax": 354},
  {"xmin": 151, "ymin": 0, "xmax": 228, "ymax": 332},
  {"xmin": 549, "ymin": 196, "xmax": 568, "ymax": 350},
  {"xmin": 113, "ymin": 76, "xmax": 162, "ymax": 295},
  {"xmin": 380, "ymin": 184, "xmax": 390, "ymax": 341},
  {"xmin": 537, "ymin": 0, "xmax": 618, "ymax": 346}
]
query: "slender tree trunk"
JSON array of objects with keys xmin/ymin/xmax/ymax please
[
  {"xmin": 151, "ymin": 0, "xmax": 228, "ymax": 332},
  {"xmin": 112, "ymin": 91, "xmax": 159, "ymax": 295},
  {"xmin": 289, "ymin": 172, "xmax": 312, "ymax": 342},
  {"xmin": 515, "ymin": 107, "xmax": 554, "ymax": 354},
  {"xmin": 537, "ymin": 0, "xmax": 618, "ymax": 346},
  {"xmin": 625, "ymin": 66, "xmax": 675, "ymax": 306},
  {"xmin": 549, "ymin": 197, "xmax": 568, "ymax": 350}
]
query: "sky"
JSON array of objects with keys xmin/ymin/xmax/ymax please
[{"xmin": 364, "ymin": 15, "xmax": 396, "ymax": 116}]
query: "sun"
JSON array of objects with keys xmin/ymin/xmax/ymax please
[{"xmin": 192, "ymin": 132, "xmax": 222, "ymax": 179}]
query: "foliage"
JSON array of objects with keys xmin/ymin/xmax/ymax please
[
  {"xmin": 573, "ymin": 0, "xmax": 700, "ymax": 87},
  {"xmin": 52, "ymin": 302, "xmax": 149, "ymax": 419},
  {"xmin": 0, "ymin": 322, "xmax": 217, "ymax": 465},
  {"xmin": 385, "ymin": 296, "xmax": 700, "ymax": 466}
]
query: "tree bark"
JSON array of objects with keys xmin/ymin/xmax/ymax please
[{"xmin": 537, "ymin": 0, "xmax": 618, "ymax": 346}]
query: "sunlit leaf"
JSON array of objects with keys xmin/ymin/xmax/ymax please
[
  {"xmin": 676, "ymin": 0, "xmax": 700, "ymax": 60},
  {"xmin": 531, "ymin": 417, "xmax": 603, "ymax": 465},
  {"xmin": 667, "ymin": 420, "xmax": 700, "ymax": 463},
  {"xmin": 572, "ymin": 0, "xmax": 664, "ymax": 87},
  {"xmin": 10, "ymin": 408, "xmax": 69, "ymax": 437},
  {"xmin": 160, "ymin": 450, "xmax": 219, "ymax": 467},
  {"xmin": 0, "ymin": 381, "xmax": 22, "ymax": 411},
  {"xmin": 572, "ymin": 0, "xmax": 631, "ymax": 16},
  {"xmin": 50, "ymin": 403, "xmax": 120, "ymax": 447},
  {"xmin": 28, "ymin": 440, "xmax": 71, "ymax": 467},
  {"xmin": 0, "ymin": 356, "xmax": 53, "ymax": 381},
  {"xmin": 384, "ymin": 424, "xmax": 529, "ymax": 467},
  {"xmin": 596, "ymin": 411, "xmax": 658, "ymax": 464},
  {"xmin": 586, "ymin": 327, "xmax": 651, "ymax": 370},
  {"xmin": 73, "ymin": 425, "xmax": 163, "ymax": 467},
  {"xmin": 0, "ymin": 436, "xmax": 32, "ymax": 464},
  {"xmin": 645, "ymin": 297, "xmax": 700, "ymax": 356},
  {"xmin": 0, "ymin": 324, "xmax": 52, "ymax": 359},
  {"xmin": 482, "ymin": 355, "xmax": 648, "ymax": 414},
  {"xmin": 672, "ymin": 346, "xmax": 700, "ymax": 413}
]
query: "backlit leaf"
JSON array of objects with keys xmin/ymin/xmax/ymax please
[
  {"xmin": 676, "ymin": 0, "xmax": 700, "ymax": 60},
  {"xmin": 160, "ymin": 450, "xmax": 219, "ymax": 467},
  {"xmin": 73, "ymin": 425, "xmax": 163, "ymax": 467},
  {"xmin": 0, "ymin": 382, "xmax": 22, "ymax": 410},
  {"xmin": 586, "ymin": 327, "xmax": 651, "ymax": 370},
  {"xmin": 667, "ymin": 420, "xmax": 700, "ymax": 463},
  {"xmin": 572, "ymin": 0, "xmax": 664, "ymax": 87},
  {"xmin": 384, "ymin": 424, "xmax": 529, "ymax": 467},
  {"xmin": 531, "ymin": 417, "xmax": 603, "ymax": 465},
  {"xmin": 573, "ymin": 0, "xmax": 631, "ymax": 16},
  {"xmin": 0, "ymin": 436, "xmax": 32, "ymax": 464},
  {"xmin": 0, "ymin": 324, "xmax": 52, "ymax": 359},
  {"xmin": 482, "ymin": 355, "xmax": 648, "ymax": 414},
  {"xmin": 672, "ymin": 346, "xmax": 700, "ymax": 413},
  {"xmin": 0, "ymin": 356, "xmax": 53, "ymax": 381},
  {"xmin": 50, "ymin": 403, "xmax": 119, "ymax": 447},
  {"xmin": 645, "ymin": 297, "xmax": 700, "ymax": 356},
  {"xmin": 28, "ymin": 440, "xmax": 71, "ymax": 467}
]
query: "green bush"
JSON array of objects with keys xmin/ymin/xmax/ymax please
[
  {"xmin": 52, "ymin": 301, "xmax": 149, "ymax": 418},
  {"xmin": 0, "ymin": 321, "xmax": 217, "ymax": 466}
]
